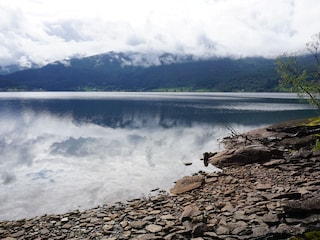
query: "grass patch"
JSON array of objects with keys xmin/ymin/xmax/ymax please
[
  {"xmin": 306, "ymin": 116, "xmax": 320, "ymax": 126},
  {"xmin": 313, "ymin": 139, "xmax": 320, "ymax": 152}
]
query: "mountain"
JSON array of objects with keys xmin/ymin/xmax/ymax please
[
  {"xmin": 0, "ymin": 64, "xmax": 38, "ymax": 75},
  {"xmin": 0, "ymin": 52, "xmax": 281, "ymax": 91}
]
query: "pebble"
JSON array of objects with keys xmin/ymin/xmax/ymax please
[{"xmin": 145, "ymin": 224, "xmax": 162, "ymax": 233}]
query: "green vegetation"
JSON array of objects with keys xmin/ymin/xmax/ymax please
[
  {"xmin": 0, "ymin": 54, "xmax": 280, "ymax": 92},
  {"xmin": 313, "ymin": 139, "xmax": 320, "ymax": 151},
  {"xmin": 276, "ymin": 33, "xmax": 320, "ymax": 108},
  {"xmin": 291, "ymin": 231, "xmax": 320, "ymax": 240},
  {"xmin": 307, "ymin": 116, "xmax": 320, "ymax": 126},
  {"xmin": 0, "ymin": 48, "xmax": 318, "ymax": 92}
]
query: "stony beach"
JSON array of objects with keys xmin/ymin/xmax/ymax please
[{"xmin": 1, "ymin": 117, "xmax": 320, "ymax": 240}]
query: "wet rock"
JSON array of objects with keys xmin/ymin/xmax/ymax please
[{"xmin": 272, "ymin": 192, "xmax": 301, "ymax": 200}]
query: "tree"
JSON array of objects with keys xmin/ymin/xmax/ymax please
[{"xmin": 276, "ymin": 33, "xmax": 320, "ymax": 109}]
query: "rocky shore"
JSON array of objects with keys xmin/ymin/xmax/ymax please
[{"xmin": 1, "ymin": 117, "xmax": 320, "ymax": 240}]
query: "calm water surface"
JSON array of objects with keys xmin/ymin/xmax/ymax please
[{"xmin": 0, "ymin": 92, "xmax": 318, "ymax": 220}]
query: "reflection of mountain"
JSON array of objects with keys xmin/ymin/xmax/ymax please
[
  {"xmin": 0, "ymin": 94, "xmax": 318, "ymax": 220},
  {"xmin": 1, "ymin": 95, "xmax": 316, "ymax": 128}
]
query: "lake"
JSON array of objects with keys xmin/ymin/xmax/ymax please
[{"xmin": 0, "ymin": 92, "xmax": 318, "ymax": 220}]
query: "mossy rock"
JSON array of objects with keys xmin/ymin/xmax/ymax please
[
  {"xmin": 313, "ymin": 139, "xmax": 320, "ymax": 152},
  {"xmin": 276, "ymin": 116, "xmax": 320, "ymax": 128},
  {"xmin": 307, "ymin": 116, "xmax": 320, "ymax": 127},
  {"xmin": 291, "ymin": 231, "xmax": 320, "ymax": 240},
  {"xmin": 268, "ymin": 116, "xmax": 320, "ymax": 134}
]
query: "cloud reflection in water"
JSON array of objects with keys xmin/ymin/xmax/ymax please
[
  {"xmin": 0, "ymin": 109, "xmax": 237, "ymax": 220},
  {"xmin": 0, "ymin": 92, "xmax": 317, "ymax": 220}
]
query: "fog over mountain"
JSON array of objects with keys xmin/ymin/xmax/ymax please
[
  {"xmin": 0, "ymin": 0, "xmax": 319, "ymax": 68},
  {"xmin": 0, "ymin": 51, "xmax": 280, "ymax": 92}
]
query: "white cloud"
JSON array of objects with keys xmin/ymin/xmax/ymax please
[
  {"xmin": 0, "ymin": 0, "xmax": 319, "ymax": 66},
  {"xmin": 0, "ymin": 107, "xmax": 229, "ymax": 220}
]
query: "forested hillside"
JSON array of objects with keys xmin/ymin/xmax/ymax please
[{"xmin": 0, "ymin": 52, "xmax": 313, "ymax": 92}]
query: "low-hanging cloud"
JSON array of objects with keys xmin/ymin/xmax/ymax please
[{"xmin": 0, "ymin": 0, "xmax": 319, "ymax": 67}]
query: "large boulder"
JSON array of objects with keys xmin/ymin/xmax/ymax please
[
  {"xmin": 283, "ymin": 195, "xmax": 320, "ymax": 217},
  {"xmin": 209, "ymin": 145, "xmax": 283, "ymax": 167}
]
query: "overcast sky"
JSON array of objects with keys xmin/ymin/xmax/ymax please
[{"xmin": 0, "ymin": 0, "xmax": 319, "ymax": 67}]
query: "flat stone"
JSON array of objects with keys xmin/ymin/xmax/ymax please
[
  {"xmin": 148, "ymin": 210, "xmax": 161, "ymax": 215},
  {"xmin": 302, "ymin": 214, "xmax": 320, "ymax": 224},
  {"xmin": 234, "ymin": 211, "xmax": 248, "ymax": 221},
  {"xmin": 62, "ymin": 223, "xmax": 72, "ymax": 229},
  {"xmin": 135, "ymin": 233, "xmax": 162, "ymax": 240},
  {"xmin": 256, "ymin": 183, "xmax": 272, "ymax": 191},
  {"xmin": 102, "ymin": 224, "xmax": 114, "ymax": 232},
  {"xmin": 285, "ymin": 218, "xmax": 301, "ymax": 225},
  {"xmin": 251, "ymin": 225, "xmax": 269, "ymax": 238},
  {"xmin": 40, "ymin": 228, "xmax": 50, "ymax": 235},
  {"xmin": 230, "ymin": 221, "xmax": 249, "ymax": 235},
  {"xmin": 262, "ymin": 159, "xmax": 286, "ymax": 167},
  {"xmin": 170, "ymin": 175, "xmax": 204, "ymax": 194},
  {"xmin": 306, "ymin": 180, "xmax": 320, "ymax": 186},
  {"xmin": 182, "ymin": 220, "xmax": 193, "ymax": 231},
  {"xmin": 221, "ymin": 202, "xmax": 235, "ymax": 212},
  {"xmin": 273, "ymin": 223, "xmax": 290, "ymax": 234},
  {"xmin": 216, "ymin": 225, "xmax": 230, "ymax": 235},
  {"xmin": 61, "ymin": 217, "xmax": 69, "ymax": 222},
  {"xmin": 273, "ymin": 192, "xmax": 301, "ymax": 200},
  {"xmin": 130, "ymin": 221, "xmax": 148, "ymax": 229},
  {"xmin": 90, "ymin": 217, "xmax": 101, "ymax": 223},
  {"xmin": 160, "ymin": 214, "xmax": 176, "ymax": 220},
  {"xmin": 180, "ymin": 205, "xmax": 201, "ymax": 221},
  {"xmin": 204, "ymin": 231, "xmax": 218, "ymax": 238},
  {"xmin": 11, "ymin": 230, "xmax": 25, "ymax": 238},
  {"xmin": 145, "ymin": 224, "xmax": 162, "ymax": 233},
  {"xmin": 263, "ymin": 213, "xmax": 279, "ymax": 225}
]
